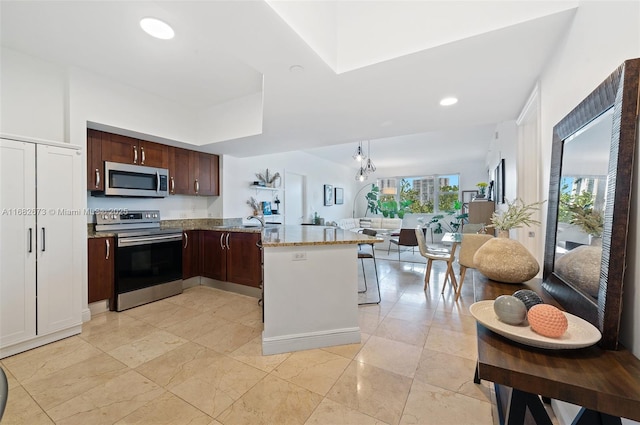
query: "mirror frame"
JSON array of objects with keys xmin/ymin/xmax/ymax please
[{"xmin": 543, "ymin": 58, "xmax": 639, "ymax": 350}]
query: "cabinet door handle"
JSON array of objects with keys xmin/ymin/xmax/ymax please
[
  {"xmin": 95, "ymin": 168, "xmax": 100, "ymax": 189},
  {"xmin": 170, "ymin": 176, "xmax": 175, "ymax": 194},
  {"xmin": 195, "ymin": 179, "xmax": 199, "ymax": 194},
  {"xmin": 219, "ymin": 232, "xmax": 225, "ymax": 250},
  {"xmin": 225, "ymin": 233, "xmax": 230, "ymax": 250},
  {"xmin": 105, "ymin": 239, "xmax": 110, "ymax": 260},
  {"xmin": 183, "ymin": 232, "xmax": 188, "ymax": 249},
  {"xmin": 256, "ymin": 239, "xmax": 263, "ymax": 249},
  {"xmin": 28, "ymin": 228, "xmax": 33, "ymax": 253},
  {"xmin": 41, "ymin": 228, "xmax": 46, "ymax": 252},
  {"xmin": 141, "ymin": 146, "xmax": 146, "ymax": 164},
  {"xmin": 133, "ymin": 146, "xmax": 138, "ymax": 164}
]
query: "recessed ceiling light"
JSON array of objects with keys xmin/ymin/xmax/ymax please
[
  {"xmin": 140, "ymin": 17, "xmax": 175, "ymax": 40},
  {"xmin": 289, "ymin": 65, "xmax": 305, "ymax": 73},
  {"xmin": 439, "ymin": 97, "xmax": 458, "ymax": 106}
]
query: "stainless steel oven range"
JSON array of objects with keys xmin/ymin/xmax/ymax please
[{"xmin": 95, "ymin": 210, "xmax": 182, "ymax": 311}]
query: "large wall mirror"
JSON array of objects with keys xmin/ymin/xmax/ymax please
[{"xmin": 543, "ymin": 58, "xmax": 639, "ymax": 350}]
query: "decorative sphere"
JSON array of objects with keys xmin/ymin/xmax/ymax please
[
  {"xmin": 528, "ymin": 304, "xmax": 568, "ymax": 338},
  {"xmin": 493, "ymin": 295, "xmax": 527, "ymax": 325},
  {"xmin": 512, "ymin": 289, "xmax": 544, "ymax": 311}
]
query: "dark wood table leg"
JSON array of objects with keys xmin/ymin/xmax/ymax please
[
  {"xmin": 474, "ymin": 363, "xmax": 481, "ymax": 384},
  {"xmin": 571, "ymin": 408, "xmax": 622, "ymax": 425},
  {"xmin": 500, "ymin": 387, "xmax": 553, "ymax": 425}
]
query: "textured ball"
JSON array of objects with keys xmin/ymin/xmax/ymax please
[
  {"xmin": 512, "ymin": 289, "xmax": 544, "ymax": 311},
  {"xmin": 493, "ymin": 295, "xmax": 527, "ymax": 325},
  {"xmin": 528, "ymin": 304, "xmax": 568, "ymax": 338}
]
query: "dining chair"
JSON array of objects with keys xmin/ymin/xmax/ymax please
[
  {"xmin": 456, "ymin": 233, "xmax": 493, "ymax": 300},
  {"xmin": 358, "ymin": 228, "xmax": 380, "ymax": 305},
  {"xmin": 0, "ymin": 366, "xmax": 7, "ymax": 422},
  {"xmin": 415, "ymin": 227, "xmax": 458, "ymax": 294},
  {"xmin": 388, "ymin": 228, "xmax": 419, "ymax": 260}
]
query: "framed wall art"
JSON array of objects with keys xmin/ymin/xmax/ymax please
[
  {"xmin": 334, "ymin": 187, "xmax": 344, "ymax": 205},
  {"xmin": 495, "ymin": 158, "xmax": 505, "ymax": 204},
  {"xmin": 324, "ymin": 184, "xmax": 334, "ymax": 206}
]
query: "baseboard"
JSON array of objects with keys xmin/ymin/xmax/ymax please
[
  {"xmin": 201, "ymin": 277, "xmax": 261, "ymax": 299},
  {"xmin": 82, "ymin": 306, "xmax": 93, "ymax": 322},
  {"xmin": 0, "ymin": 325, "xmax": 82, "ymax": 359},
  {"xmin": 262, "ymin": 327, "xmax": 360, "ymax": 355}
]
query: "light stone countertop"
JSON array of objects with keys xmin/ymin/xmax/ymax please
[
  {"xmin": 261, "ymin": 225, "xmax": 382, "ymax": 247},
  {"xmin": 87, "ymin": 220, "xmax": 382, "ymax": 247}
]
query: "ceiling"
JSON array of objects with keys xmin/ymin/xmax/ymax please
[{"xmin": 0, "ymin": 1, "xmax": 578, "ymax": 174}]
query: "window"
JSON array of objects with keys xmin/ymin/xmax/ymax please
[{"xmin": 391, "ymin": 174, "xmax": 460, "ymax": 214}]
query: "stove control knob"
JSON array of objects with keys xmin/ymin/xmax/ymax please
[
  {"xmin": 153, "ymin": 213, "xmax": 158, "ymax": 218},
  {"xmin": 112, "ymin": 214, "xmax": 117, "ymax": 219},
  {"xmin": 102, "ymin": 214, "xmax": 108, "ymax": 220},
  {"xmin": 146, "ymin": 213, "xmax": 151, "ymax": 219}
]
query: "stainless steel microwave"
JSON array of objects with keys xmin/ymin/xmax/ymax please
[{"xmin": 103, "ymin": 161, "xmax": 169, "ymax": 197}]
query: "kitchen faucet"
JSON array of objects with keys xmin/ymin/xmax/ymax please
[{"xmin": 247, "ymin": 215, "xmax": 265, "ymax": 228}]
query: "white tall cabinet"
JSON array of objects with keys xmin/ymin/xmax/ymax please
[{"xmin": 0, "ymin": 136, "xmax": 83, "ymax": 358}]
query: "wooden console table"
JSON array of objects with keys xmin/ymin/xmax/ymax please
[{"xmin": 473, "ymin": 274, "xmax": 640, "ymax": 424}]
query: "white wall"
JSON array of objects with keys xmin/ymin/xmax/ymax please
[
  {"xmin": 223, "ymin": 151, "xmax": 355, "ymax": 223},
  {"xmin": 0, "ymin": 47, "xmax": 67, "ymax": 142}
]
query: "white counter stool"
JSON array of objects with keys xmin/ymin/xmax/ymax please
[{"xmin": 358, "ymin": 228, "xmax": 380, "ymax": 305}]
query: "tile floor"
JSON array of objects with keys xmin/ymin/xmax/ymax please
[{"xmin": 1, "ymin": 257, "xmax": 501, "ymax": 425}]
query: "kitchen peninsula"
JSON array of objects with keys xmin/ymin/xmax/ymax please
[{"xmin": 261, "ymin": 226, "xmax": 381, "ymax": 355}]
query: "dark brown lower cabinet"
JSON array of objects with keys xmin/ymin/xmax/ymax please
[
  {"xmin": 182, "ymin": 230, "xmax": 201, "ymax": 279},
  {"xmin": 201, "ymin": 230, "xmax": 262, "ymax": 288},
  {"xmin": 88, "ymin": 237, "xmax": 114, "ymax": 309}
]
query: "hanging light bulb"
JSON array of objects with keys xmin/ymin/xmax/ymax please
[
  {"xmin": 363, "ymin": 140, "xmax": 376, "ymax": 174},
  {"xmin": 352, "ymin": 141, "xmax": 366, "ymax": 162},
  {"xmin": 355, "ymin": 166, "xmax": 368, "ymax": 181}
]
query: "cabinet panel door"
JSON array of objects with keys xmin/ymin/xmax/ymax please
[
  {"xmin": 104, "ymin": 134, "xmax": 137, "ymax": 164},
  {"xmin": 36, "ymin": 145, "xmax": 83, "ymax": 335},
  {"xmin": 0, "ymin": 139, "xmax": 37, "ymax": 347},
  {"xmin": 169, "ymin": 147, "xmax": 193, "ymax": 195},
  {"xmin": 88, "ymin": 237, "xmax": 114, "ymax": 306},
  {"xmin": 201, "ymin": 231, "xmax": 226, "ymax": 280},
  {"xmin": 183, "ymin": 230, "xmax": 201, "ymax": 279},
  {"xmin": 87, "ymin": 129, "xmax": 104, "ymax": 191},
  {"xmin": 140, "ymin": 140, "xmax": 168, "ymax": 168},
  {"xmin": 193, "ymin": 152, "xmax": 219, "ymax": 196},
  {"xmin": 227, "ymin": 233, "xmax": 262, "ymax": 287}
]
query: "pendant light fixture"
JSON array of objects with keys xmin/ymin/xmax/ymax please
[
  {"xmin": 363, "ymin": 140, "xmax": 376, "ymax": 174},
  {"xmin": 352, "ymin": 141, "xmax": 366, "ymax": 162},
  {"xmin": 355, "ymin": 165, "xmax": 368, "ymax": 182}
]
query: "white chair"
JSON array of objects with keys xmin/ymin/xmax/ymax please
[{"xmin": 415, "ymin": 228, "xmax": 458, "ymax": 294}]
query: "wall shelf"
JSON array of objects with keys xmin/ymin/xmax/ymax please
[{"xmin": 251, "ymin": 186, "xmax": 280, "ymax": 192}]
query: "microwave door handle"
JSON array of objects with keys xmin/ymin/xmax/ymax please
[{"xmin": 156, "ymin": 171, "xmax": 160, "ymax": 193}]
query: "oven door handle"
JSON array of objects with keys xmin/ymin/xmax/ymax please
[{"xmin": 118, "ymin": 234, "xmax": 182, "ymax": 247}]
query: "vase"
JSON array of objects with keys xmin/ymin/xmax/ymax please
[
  {"xmin": 473, "ymin": 236, "xmax": 539, "ymax": 283},
  {"xmin": 497, "ymin": 230, "xmax": 510, "ymax": 238}
]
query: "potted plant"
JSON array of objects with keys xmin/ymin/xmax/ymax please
[
  {"xmin": 490, "ymin": 198, "xmax": 546, "ymax": 237},
  {"xmin": 365, "ymin": 185, "xmax": 380, "ymax": 216},
  {"xmin": 255, "ymin": 168, "xmax": 280, "ymax": 188},
  {"xmin": 569, "ymin": 205, "xmax": 604, "ymax": 243},
  {"xmin": 477, "ymin": 182, "xmax": 488, "ymax": 198},
  {"xmin": 246, "ymin": 196, "xmax": 260, "ymax": 215}
]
